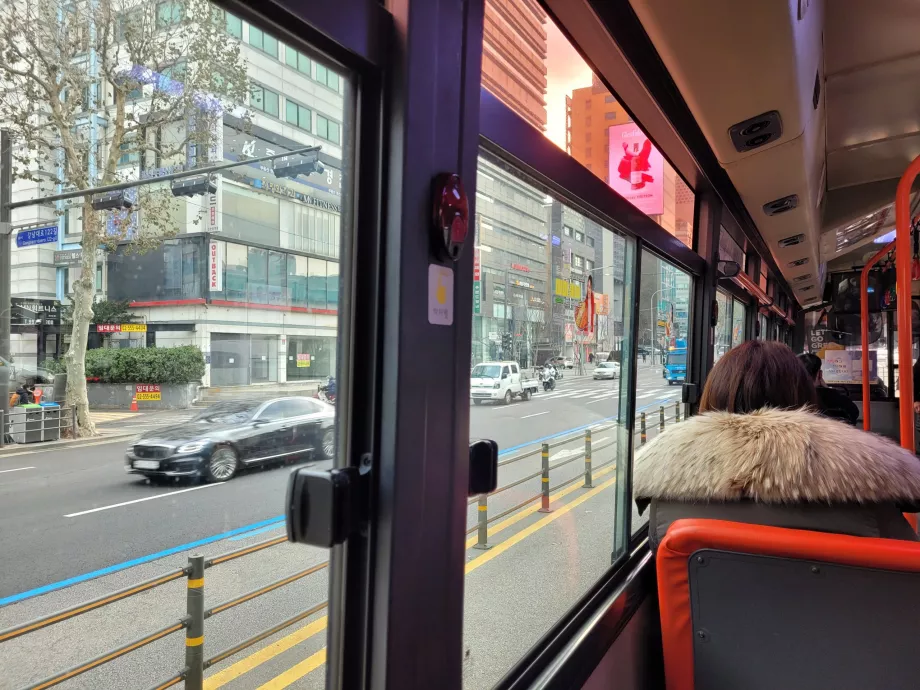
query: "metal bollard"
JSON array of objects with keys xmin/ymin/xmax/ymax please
[
  {"xmin": 659, "ymin": 406, "xmax": 665, "ymax": 432},
  {"xmin": 584, "ymin": 428, "xmax": 593, "ymax": 488},
  {"xmin": 539, "ymin": 442, "xmax": 552, "ymax": 513},
  {"xmin": 185, "ymin": 554, "xmax": 205, "ymax": 690},
  {"xmin": 675, "ymin": 401, "xmax": 681, "ymax": 423},
  {"xmin": 0, "ymin": 409, "xmax": 4, "ymax": 448},
  {"xmin": 640, "ymin": 412, "xmax": 647, "ymax": 445},
  {"xmin": 71, "ymin": 407, "xmax": 77, "ymax": 439},
  {"xmin": 474, "ymin": 494, "xmax": 492, "ymax": 550}
]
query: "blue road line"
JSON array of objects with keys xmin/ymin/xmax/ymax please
[
  {"xmin": 229, "ymin": 523, "xmax": 286, "ymax": 541},
  {"xmin": 498, "ymin": 393, "xmax": 679, "ymax": 457},
  {"xmin": 499, "ymin": 414, "xmax": 618, "ymax": 456},
  {"xmin": 0, "ymin": 515, "xmax": 286, "ymax": 607},
  {"xmin": 637, "ymin": 395, "xmax": 678, "ymax": 413}
]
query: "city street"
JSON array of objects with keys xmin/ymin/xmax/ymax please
[{"xmin": 0, "ymin": 362, "xmax": 679, "ymax": 689}]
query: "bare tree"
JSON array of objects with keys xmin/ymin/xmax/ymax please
[{"xmin": 0, "ymin": 0, "xmax": 249, "ymax": 435}]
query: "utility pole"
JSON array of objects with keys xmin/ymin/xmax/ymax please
[{"xmin": 0, "ymin": 130, "xmax": 11, "ymax": 414}]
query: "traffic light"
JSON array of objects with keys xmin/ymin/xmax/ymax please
[
  {"xmin": 91, "ymin": 189, "xmax": 134, "ymax": 211},
  {"xmin": 171, "ymin": 174, "xmax": 217, "ymax": 198},
  {"xmin": 272, "ymin": 152, "xmax": 324, "ymax": 179},
  {"xmin": 501, "ymin": 333, "xmax": 512, "ymax": 352}
]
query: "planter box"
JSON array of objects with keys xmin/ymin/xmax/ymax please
[{"xmin": 85, "ymin": 383, "xmax": 200, "ymax": 410}]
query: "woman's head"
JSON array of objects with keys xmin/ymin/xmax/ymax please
[{"xmin": 699, "ymin": 340, "xmax": 817, "ymax": 414}]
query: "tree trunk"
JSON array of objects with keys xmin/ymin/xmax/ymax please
[{"xmin": 64, "ymin": 202, "xmax": 99, "ymax": 438}]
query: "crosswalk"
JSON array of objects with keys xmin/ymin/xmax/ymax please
[{"xmin": 535, "ymin": 385, "xmax": 679, "ymax": 405}]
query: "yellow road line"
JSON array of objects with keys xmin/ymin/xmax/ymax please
[
  {"xmin": 464, "ymin": 475, "xmax": 616, "ymax": 575},
  {"xmin": 464, "ymin": 464, "xmax": 616, "ymax": 549},
  {"xmin": 209, "ymin": 472, "xmax": 619, "ymax": 688},
  {"xmin": 204, "ymin": 616, "xmax": 327, "ymax": 689},
  {"xmin": 256, "ymin": 648, "xmax": 327, "ymax": 690}
]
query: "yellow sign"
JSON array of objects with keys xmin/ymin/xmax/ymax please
[
  {"xmin": 121, "ymin": 323, "xmax": 147, "ymax": 332},
  {"xmin": 554, "ymin": 279, "xmax": 582, "ymax": 300},
  {"xmin": 135, "ymin": 391, "xmax": 161, "ymax": 401},
  {"xmin": 296, "ymin": 354, "xmax": 311, "ymax": 368}
]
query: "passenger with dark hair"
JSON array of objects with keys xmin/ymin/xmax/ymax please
[
  {"xmin": 797, "ymin": 352, "xmax": 859, "ymax": 425},
  {"xmin": 634, "ymin": 340, "xmax": 920, "ymax": 552}
]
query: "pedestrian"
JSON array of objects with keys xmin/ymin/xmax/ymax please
[{"xmin": 642, "ymin": 351, "xmax": 647, "ymax": 364}]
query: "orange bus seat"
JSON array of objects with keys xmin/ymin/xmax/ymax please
[{"xmin": 657, "ymin": 519, "xmax": 920, "ymax": 690}]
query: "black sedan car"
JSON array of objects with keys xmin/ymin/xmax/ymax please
[{"xmin": 125, "ymin": 397, "xmax": 335, "ymax": 482}]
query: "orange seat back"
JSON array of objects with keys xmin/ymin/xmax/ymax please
[{"xmin": 657, "ymin": 519, "xmax": 920, "ymax": 690}]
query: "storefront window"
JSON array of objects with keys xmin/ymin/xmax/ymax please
[
  {"xmin": 247, "ymin": 247, "xmax": 269, "ymax": 304},
  {"xmin": 288, "ymin": 255, "xmax": 308, "ymax": 307},
  {"xmin": 308, "ymin": 257, "xmax": 327, "ymax": 309},
  {"xmin": 268, "ymin": 251, "xmax": 286, "ymax": 305},
  {"xmin": 225, "ymin": 242, "xmax": 248, "ymax": 302}
]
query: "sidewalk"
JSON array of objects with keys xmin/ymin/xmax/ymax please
[{"xmin": 0, "ymin": 408, "xmax": 197, "ymax": 456}]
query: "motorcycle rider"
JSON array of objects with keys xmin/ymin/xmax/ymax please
[
  {"xmin": 326, "ymin": 376, "xmax": 337, "ymax": 403},
  {"xmin": 541, "ymin": 362, "xmax": 556, "ymax": 391}
]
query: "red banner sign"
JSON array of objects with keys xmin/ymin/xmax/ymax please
[{"xmin": 510, "ymin": 263, "xmax": 530, "ymax": 273}]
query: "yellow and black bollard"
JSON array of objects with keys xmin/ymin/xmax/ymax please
[
  {"xmin": 640, "ymin": 412, "xmax": 647, "ymax": 445},
  {"xmin": 185, "ymin": 554, "xmax": 205, "ymax": 690},
  {"xmin": 539, "ymin": 442, "xmax": 552, "ymax": 513},
  {"xmin": 474, "ymin": 494, "xmax": 492, "ymax": 550},
  {"xmin": 584, "ymin": 429, "xmax": 593, "ymax": 488},
  {"xmin": 675, "ymin": 400, "xmax": 681, "ymax": 423}
]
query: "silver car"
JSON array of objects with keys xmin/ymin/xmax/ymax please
[{"xmin": 593, "ymin": 361, "xmax": 620, "ymax": 380}]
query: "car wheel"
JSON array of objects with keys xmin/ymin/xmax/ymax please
[
  {"xmin": 207, "ymin": 446, "xmax": 238, "ymax": 482},
  {"xmin": 503, "ymin": 390, "xmax": 512, "ymax": 405},
  {"xmin": 523, "ymin": 389, "xmax": 532, "ymax": 401},
  {"xmin": 320, "ymin": 428, "xmax": 336, "ymax": 459},
  {"xmin": 473, "ymin": 399, "xmax": 482, "ymax": 405}
]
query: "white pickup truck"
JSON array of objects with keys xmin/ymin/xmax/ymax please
[{"xmin": 470, "ymin": 361, "xmax": 539, "ymax": 405}]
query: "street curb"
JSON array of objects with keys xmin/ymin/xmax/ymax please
[{"xmin": 0, "ymin": 432, "xmax": 135, "ymax": 456}]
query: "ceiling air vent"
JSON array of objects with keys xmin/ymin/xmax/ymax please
[
  {"xmin": 763, "ymin": 195, "xmax": 799, "ymax": 216},
  {"xmin": 778, "ymin": 234, "xmax": 806, "ymax": 248},
  {"xmin": 798, "ymin": 285, "xmax": 815, "ymax": 291},
  {"xmin": 729, "ymin": 111, "xmax": 783, "ymax": 152},
  {"xmin": 793, "ymin": 274, "xmax": 812, "ymax": 282},
  {"xmin": 789, "ymin": 257, "xmax": 809, "ymax": 267},
  {"xmin": 812, "ymin": 70, "xmax": 821, "ymax": 110}
]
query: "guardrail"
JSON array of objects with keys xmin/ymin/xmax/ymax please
[
  {"xmin": 0, "ymin": 405, "xmax": 76, "ymax": 448},
  {"xmin": 467, "ymin": 401, "xmax": 684, "ymax": 549},
  {"xmin": 0, "ymin": 532, "xmax": 328, "ymax": 690},
  {"xmin": 2, "ymin": 399, "xmax": 685, "ymax": 687}
]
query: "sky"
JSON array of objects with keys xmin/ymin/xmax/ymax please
[{"xmin": 544, "ymin": 19, "xmax": 593, "ymax": 150}]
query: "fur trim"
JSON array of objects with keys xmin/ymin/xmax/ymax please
[{"xmin": 634, "ymin": 408, "xmax": 920, "ymax": 504}]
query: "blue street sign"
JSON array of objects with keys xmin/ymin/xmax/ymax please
[{"xmin": 16, "ymin": 225, "xmax": 58, "ymax": 248}]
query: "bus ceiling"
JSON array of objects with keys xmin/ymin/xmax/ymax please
[{"xmin": 615, "ymin": 0, "xmax": 920, "ymax": 306}]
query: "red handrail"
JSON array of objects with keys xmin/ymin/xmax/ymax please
[
  {"xmin": 860, "ymin": 240, "xmax": 895, "ymax": 431},
  {"xmin": 896, "ymin": 157, "xmax": 920, "ymax": 453}
]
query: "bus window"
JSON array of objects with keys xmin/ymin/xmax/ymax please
[
  {"xmin": 466, "ymin": 149, "xmax": 634, "ymax": 686},
  {"xmin": 634, "ymin": 249, "xmax": 693, "ymax": 532}
]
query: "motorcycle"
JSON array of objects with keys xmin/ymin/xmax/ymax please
[
  {"xmin": 540, "ymin": 368, "xmax": 556, "ymax": 392},
  {"xmin": 316, "ymin": 377, "xmax": 337, "ymax": 405}
]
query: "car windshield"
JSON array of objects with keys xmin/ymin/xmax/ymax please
[
  {"xmin": 472, "ymin": 365, "xmax": 501, "ymax": 378},
  {"xmin": 193, "ymin": 401, "xmax": 258, "ymax": 424},
  {"xmin": 666, "ymin": 353, "xmax": 687, "ymax": 366},
  {"xmin": 598, "ymin": 362, "xmax": 615, "ymax": 369}
]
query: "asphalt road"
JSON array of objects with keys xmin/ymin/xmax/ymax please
[{"xmin": 0, "ymin": 363, "xmax": 678, "ymax": 689}]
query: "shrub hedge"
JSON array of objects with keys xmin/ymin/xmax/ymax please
[{"xmin": 71, "ymin": 346, "xmax": 205, "ymax": 384}]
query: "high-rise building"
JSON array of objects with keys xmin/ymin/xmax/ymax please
[
  {"xmin": 9, "ymin": 5, "xmax": 344, "ymax": 390},
  {"xmin": 481, "ymin": 0, "xmax": 548, "ymax": 131},
  {"xmin": 566, "ymin": 75, "xmax": 694, "ymax": 248}
]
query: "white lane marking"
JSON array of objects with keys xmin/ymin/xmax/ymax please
[
  {"xmin": 636, "ymin": 391, "xmax": 661, "ymax": 399},
  {"xmin": 550, "ymin": 448, "xmax": 580, "ymax": 461},
  {"xmin": 587, "ymin": 397, "xmax": 615, "ymax": 405},
  {"xmin": 520, "ymin": 411, "xmax": 549, "ymax": 420},
  {"xmin": 0, "ymin": 466, "xmax": 36, "ymax": 474},
  {"xmin": 64, "ymin": 483, "xmax": 223, "ymax": 518}
]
